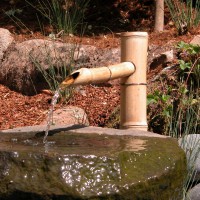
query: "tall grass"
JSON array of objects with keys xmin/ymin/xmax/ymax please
[
  {"xmin": 175, "ymin": 102, "xmax": 200, "ymax": 199},
  {"xmin": 28, "ymin": 41, "xmax": 79, "ymax": 99},
  {"xmin": 26, "ymin": 0, "xmax": 90, "ymax": 35},
  {"xmin": 169, "ymin": 91, "xmax": 199, "ymax": 138},
  {"xmin": 165, "ymin": 0, "xmax": 200, "ymax": 34},
  {"xmin": 4, "ymin": 0, "xmax": 87, "ymax": 97},
  {"xmin": 168, "ymin": 42, "xmax": 200, "ymax": 199}
]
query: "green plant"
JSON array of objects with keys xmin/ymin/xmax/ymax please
[
  {"xmin": 147, "ymin": 42, "xmax": 199, "ymax": 199},
  {"xmin": 29, "ymin": 42, "xmax": 79, "ymax": 100},
  {"xmin": 173, "ymin": 90, "xmax": 199, "ymax": 199},
  {"xmin": 4, "ymin": 8, "xmax": 23, "ymax": 16},
  {"xmin": 3, "ymin": 6, "xmax": 34, "ymax": 34},
  {"xmin": 147, "ymin": 41, "xmax": 200, "ymax": 134},
  {"xmin": 165, "ymin": 0, "xmax": 200, "ymax": 35},
  {"xmin": 170, "ymin": 49, "xmax": 199, "ymax": 193},
  {"xmin": 147, "ymin": 86, "xmax": 175, "ymax": 135},
  {"xmin": 26, "ymin": 0, "xmax": 90, "ymax": 35},
  {"xmin": 177, "ymin": 41, "xmax": 200, "ymax": 88}
]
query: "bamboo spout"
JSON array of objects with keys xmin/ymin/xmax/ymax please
[{"xmin": 60, "ymin": 62, "xmax": 135, "ymax": 88}]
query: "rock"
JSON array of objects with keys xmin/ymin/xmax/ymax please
[
  {"xmin": 0, "ymin": 39, "xmax": 78, "ymax": 95},
  {"xmin": 148, "ymin": 45, "xmax": 175, "ymax": 71},
  {"xmin": 41, "ymin": 106, "xmax": 89, "ymax": 126},
  {"xmin": 149, "ymin": 50, "xmax": 174, "ymax": 70},
  {"xmin": 162, "ymin": 50, "xmax": 174, "ymax": 62},
  {"xmin": 0, "ymin": 28, "xmax": 14, "ymax": 62},
  {"xmin": 179, "ymin": 134, "xmax": 200, "ymax": 181},
  {"xmin": 75, "ymin": 47, "xmax": 120, "ymax": 68},
  {"xmin": 150, "ymin": 54, "xmax": 168, "ymax": 69},
  {"xmin": 190, "ymin": 35, "xmax": 200, "ymax": 45},
  {"xmin": 0, "ymin": 37, "xmax": 120, "ymax": 95},
  {"xmin": 187, "ymin": 183, "xmax": 200, "ymax": 200},
  {"xmin": 0, "ymin": 125, "xmax": 186, "ymax": 200}
]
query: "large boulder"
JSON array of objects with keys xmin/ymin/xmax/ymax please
[
  {"xmin": 179, "ymin": 134, "xmax": 200, "ymax": 200},
  {"xmin": 0, "ymin": 39, "xmax": 82, "ymax": 95},
  {"xmin": 0, "ymin": 37, "xmax": 120, "ymax": 95}
]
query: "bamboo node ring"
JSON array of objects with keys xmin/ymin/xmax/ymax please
[
  {"xmin": 106, "ymin": 66, "xmax": 112, "ymax": 81},
  {"xmin": 120, "ymin": 83, "xmax": 147, "ymax": 86}
]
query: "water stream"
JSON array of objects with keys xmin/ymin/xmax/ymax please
[
  {"xmin": 43, "ymin": 75, "xmax": 75, "ymax": 143},
  {"xmin": 43, "ymin": 89, "xmax": 60, "ymax": 143}
]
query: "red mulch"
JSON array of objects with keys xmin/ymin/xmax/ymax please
[
  {"xmin": 0, "ymin": 84, "xmax": 51, "ymax": 129},
  {"xmin": 67, "ymin": 82, "xmax": 120, "ymax": 127}
]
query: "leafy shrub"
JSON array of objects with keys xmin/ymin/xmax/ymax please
[
  {"xmin": 145, "ymin": 42, "xmax": 200, "ymax": 197},
  {"xmin": 148, "ymin": 41, "xmax": 199, "ymax": 136},
  {"xmin": 177, "ymin": 41, "xmax": 200, "ymax": 88}
]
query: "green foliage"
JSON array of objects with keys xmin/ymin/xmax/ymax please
[
  {"xmin": 177, "ymin": 41, "xmax": 200, "ymax": 54},
  {"xmin": 147, "ymin": 90, "xmax": 172, "ymax": 118},
  {"xmin": 147, "ymin": 87, "xmax": 174, "ymax": 135},
  {"xmin": 4, "ymin": 8, "xmax": 23, "ymax": 16},
  {"xmin": 148, "ymin": 41, "xmax": 199, "ymax": 136},
  {"xmin": 147, "ymin": 42, "xmax": 200, "ymax": 198},
  {"xmin": 177, "ymin": 41, "xmax": 200, "ymax": 88},
  {"xmin": 26, "ymin": 0, "xmax": 90, "ymax": 35},
  {"xmin": 169, "ymin": 42, "xmax": 200, "ymax": 138},
  {"xmin": 165, "ymin": 0, "xmax": 200, "ymax": 35}
]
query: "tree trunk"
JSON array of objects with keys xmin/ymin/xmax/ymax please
[{"xmin": 154, "ymin": 0, "xmax": 164, "ymax": 32}]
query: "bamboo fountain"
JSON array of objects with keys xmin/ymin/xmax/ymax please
[
  {"xmin": 0, "ymin": 32, "xmax": 186, "ymax": 200},
  {"xmin": 60, "ymin": 32, "xmax": 148, "ymax": 130}
]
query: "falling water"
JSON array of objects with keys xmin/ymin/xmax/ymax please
[
  {"xmin": 43, "ymin": 75, "xmax": 76, "ymax": 143},
  {"xmin": 43, "ymin": 89, "xmax": 60, "ymax": 143}
]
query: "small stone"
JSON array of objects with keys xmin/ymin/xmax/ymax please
[
  {"xmin": 179, "ymin": 134, "xmax": 200, "ymax": 181},
  {"xmin": 161, "ymin": 50, "xmax": 174, "ymax": 62},
  {"xmin": 0, "ymin": 28, "xmax": 14, "ymax": 62},
  {"xmin": 88, "ymin": 25, "xmax": 92, "ymax": 30},
  {"xmin": 187, "ymin": 183, "xmax": 200, "ymax": 200},
  {"xmin": 40, "ymin": 106, "xmax": 89, "ymax": 126},
  {"xmin": 190, "ymin": 35, "xmax": 200, "ymax": 45}
]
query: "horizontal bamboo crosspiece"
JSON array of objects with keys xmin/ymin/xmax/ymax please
[{"xmin": 60, "ymin": 62, "xmax": 135, "ymax": 87}]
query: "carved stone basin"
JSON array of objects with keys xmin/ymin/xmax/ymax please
[{"xmin": 0, "ymin": 125, "xmax": 186, "ymax": 200}]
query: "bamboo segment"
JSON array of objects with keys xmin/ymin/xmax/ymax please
[
  {"xmin": 120, "ymin": 32, "xmax": 148, "ymax": 131},
  {"xmin": 60, "ymin": 62, "xmax": 135, "ymax": 87}
]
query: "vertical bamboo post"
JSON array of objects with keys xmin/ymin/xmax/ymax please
[{"xmin": 120, "ymin": 32, "xmax": 148, "ymax": 131}]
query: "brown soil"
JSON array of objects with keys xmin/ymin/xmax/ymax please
[{"xmin": 0, "ymin": 1, "xmax": 199, "ymax": 130}]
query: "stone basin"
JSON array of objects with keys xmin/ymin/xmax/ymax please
[{"xmin": 0, "ymin": 125, "xmax": 186, "ymax": 200}]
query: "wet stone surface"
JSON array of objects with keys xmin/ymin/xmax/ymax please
[{"xmin": 0, "ymin": 127, "xmax": 186, "ymax": 200}]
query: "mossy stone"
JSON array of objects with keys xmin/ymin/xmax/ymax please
[{"xmin": 0, "ymin": 127, "xmax": 186, "ymax": 200}]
